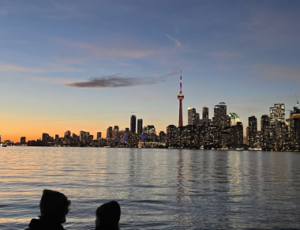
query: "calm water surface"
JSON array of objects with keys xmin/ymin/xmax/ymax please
[{"xmin": 0, "ymin": 147, "xmax": 300, "ymax": 230}]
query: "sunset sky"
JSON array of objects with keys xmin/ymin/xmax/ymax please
[{"xmin": 1, "ymin": 0, "xmax": 300, "ymax": 142}]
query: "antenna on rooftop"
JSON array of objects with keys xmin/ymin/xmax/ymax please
[{"xmin": 296, "ymin": 94, "xmax": 299, "ymax": 109}]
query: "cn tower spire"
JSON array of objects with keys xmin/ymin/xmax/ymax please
[
  {"xmin": 180, "ymin": 69, "xmax": 182, "ymax": 93},
  {"xmin": 177, "ymin": 69, "xmax": 184, "ymax": 127}
]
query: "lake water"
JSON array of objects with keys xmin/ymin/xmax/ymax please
[{"xmin": 0, "ymin": 147, "xmax": 300, "ymax": 230}]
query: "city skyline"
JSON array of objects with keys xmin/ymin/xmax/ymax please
[{"xmin": 0, "ymin": 0, "xmax": 300, "ymax": 141}]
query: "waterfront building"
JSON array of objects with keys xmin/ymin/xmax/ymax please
[
  {"xmin": 178, "ymin": 70, "xmax": 184, "ymax": 127},
  {"xmin": 106, "ymin": 127, "xmax": 113, "ymax": 138},
  {"xmin": 232, "ymin": 122, "xmax": 243, "ymax": 149},
  {"xmin": 20, "ymin": 137, "xmax": 26, "ymax": 145},
  {"xmin": 202, "ymin": 106, "xmax": 209, "ymax": 120},
  {"xmin": 97, "ymin": 132, "xmax": 102, "ymax": 139},
  {"xmin": 138, "ymin": 119, "xmax": 143, "ymax": 135},
  {"xmin": 270, "ymin": 103, "xmax": 285, "ymax": 124},
  {"xmin": 113, "ymin": 126, "xmax": 119, "ymax": 138},
  {"xmin": 130, "ymin": 115, "xmax": 137, "ymax": 133},
  {"xmin": 261, "ymin": 115, "xmax": 270, "ymax": 150},
  {"xmin": 42, "ymin": 133, "xmax": 50, "ymax": 145},
  {"xmin": 248, "ymin": 116, "xmax": 258, "ymax": 148},
  {"xmin": 213, "ymin": 102, "xmax": 229, "ymax": 130},
  {"xmin": 159, "ymin": 131, "xmax": 167, "ymax": 143},
  {"xmin": 167, "ymin": 125, "xmax": 178, "ymax": 148},
  {"xmin": 188, "ymin": 108, "xmax": 198, "ymax": 126}
]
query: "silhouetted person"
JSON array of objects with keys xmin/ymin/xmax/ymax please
[
  {"xmin": 26, "ymin": 189, "xmax": 71, "ymax": 230},
  {"xmin": 95, "ymin": 201, "xmax": 121, "ymax": 230}
]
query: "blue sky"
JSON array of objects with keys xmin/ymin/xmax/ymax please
[{"xmin": 0, "ymin": 0, "xmax": 300, "ymax": 140}]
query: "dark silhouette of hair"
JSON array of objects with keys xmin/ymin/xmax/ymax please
[
  {"xmin": 39, "ymin": 189, "xmax": 71, "ymax": 223},
  {"xmin": 96, "ymin": 201, "xmax": 121, "ymax": 230}
]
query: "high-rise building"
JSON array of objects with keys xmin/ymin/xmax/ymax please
[
  {"xmin": 248, "ymin": 116, "xmax": 257, "ymax": 132},
  {"xmin": 0, "ymin": 135, "xmax": 1, "ymax": 143},
  {"xmin": 42, "ymin": 133, "xmax": 49, "ymax": 142},
  {"xmin": 64, "ymin": 130, "xmax": 71, "ymax": 138},
  {"xmin": 20, "ymin": 137, "xmax": 26, "ymax": 145},
  {"xmin": 248, "ymin": 116, "xmax": 257, "ymax": 148},
  {"xmin": 137, "ymin": 119, "xmax": 143, "ymax": 135},
  {"xmin": 113, "ymin": 126, "xmax": 119, "ymax": 138},
  {"xmin": 202, "ymin": 106, "xmax": 209, "ymax": 120},
  {"xmin": 97, "ymin": 132, "xmax": 102, "ymax": 139},
  {"xmin": 167, "ymin": 125, "xmax": 178, "ymax": 147},
  {"xmin": 214, "ymin": 102, "xmax": 227, "ymax": 118},
  {"xmin": 106, "ymin": 127, "xmax": 112, "ymax": 138},
  {"xmin": 188, "ymin": 108, "xmax": 198, "ymax": 126},
  {"xmin": 270, "ymin": 103, "xmax": 285, "ymax": 124},
  {"xmin": 214, "ymin": 102, "xmax": 228, "ymax": 129},
  {"xmin": 130, "ymin": 115, "xmax": 136, "ymax": 133},
  {"xmin": 261, "ymin": 114, "xmax": 270, "ymax": 148},
  {"xmin": 177, "ymin": 70, "xmax": 184, "ymax": 127},
  {"xmin": 233, "ymin": 122, "xmax": 243, "ymax": 148}
]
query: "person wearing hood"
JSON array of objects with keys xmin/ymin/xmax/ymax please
[
  {"xmin": 95, "ymin": 201, "xmax": 121, "ymax": 230},
  {"xmin": 26, "ymin": 189, "xmax": 71, "ymax": 230}
]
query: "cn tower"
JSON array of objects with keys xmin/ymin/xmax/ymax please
[{"xmin": 177, "ymin": 69, "xmax": 184, "ymax": 127}]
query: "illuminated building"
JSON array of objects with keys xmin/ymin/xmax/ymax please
[
  {"xmin": 247, "ymin": 116, "xmax": 257, "ymax": 148},
  {"xmin": 270, "ymin": 103, "xmax": 285, "ymax": 124},
  {"xmin": 188, "ymin": 108, "xmax": 198, "ymax": 126},
  {"xmin": 261, "ymin": 115, "xmax": 270, "ymax": 150},
  {"xmin": 137, "ymin": 119, "xmax": 143, "ymax": 135},
  {"xmin": 97, "ymin": 132, "xmax": 102, "ymax": 139},
  {"xmin": 106, "ymin": 127, "xmax": 112, "ymax": 138},
  {"xmin": 229, "ymin": 112, "xmax": 241, "ymax": 126},
  {"xmin": 202, "ymin": 106, "xmax": 209, "ymax": 120},
  {"xmin": 159, "ymin": 131, "xmax": 166, "ymax": 142},
  {"xmin": 177, "ymin": 70, "xmax": 184, "ymax": 127},
  {"xmin": 233, "ymin": 122, "xmax": 243, "ymax": 149},
  {"xmin": 167, "ymin": 125, "xmax": 177, "ymax": 147},
  {"xmin": 113, "ymin": 126, "xmax": 119, "ymax": 138},
  {"xmin": 213, "ymin": 102, "xmax": 229, "ymax": 129},
  {"xmin": 64, "ymin": 130, "xmax": 71, "ymax": 138},
  {"xmin": 130, "ymin": 115, "xmax": 136, "ymax": 133}
]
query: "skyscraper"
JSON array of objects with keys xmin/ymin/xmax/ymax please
[
  {"xmin": 188, "ymin": 108, "xmax": 198, "ymax": 126},
  {"xmin": 106, "ymin": 127, "xmax": 112, "ymax": 138},
  {"xmin": 137, "ymin": 119, "xmax": 143, "ymax": 135},
  {"xmin": 130, "ymin": 115, "xmax": 136, "ymax": 133},
  {"xmin": 177, "ymin": 70, "xmax": 184, "ymax": 127},
  {"xmin": 270, "ymin": 103, "xmax": 285, "ymax": 124},
  {"xmin": 202, "ymin": 106, "xmax": 209, "ymax": 120},
  {"xmin": 113, "ymin": 126, "xmax": 119, "ymax": 138},
  {"xmin": 248, "ymin": 116, "xmax": 257, "ymax": 147},
  {"xmin": 97, "ymin": 132, "xmax": 102, "ymax": 139}
]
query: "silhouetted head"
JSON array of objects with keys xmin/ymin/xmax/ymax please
[
  {"xmin": 39, "ymin": 189, "xmax": 71, "ymax": 223},
  {"xmin": 95, "ymin": 201, "xmax": 121, "ymax": 229}
]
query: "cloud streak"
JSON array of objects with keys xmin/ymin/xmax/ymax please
[
  {"xmin": 0, "ymin": 63, "xmax": 44, "ymax": 73},
  {"xmin": 66, "ymin": 71, "xmax": 178, "ymax": 88}
]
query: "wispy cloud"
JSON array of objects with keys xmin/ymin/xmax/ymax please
[
  {"xmin": 0, "ymin": 63, "xmax": 44, "ymax": 73},
  {"xmin": 57, "ymin": 38, "xmax": 159, "ymax": 59},
  {"xmin": 164, "ymin": 33, "xmax": 182, "ymax": 47},
  {"xmin": 66, "ymin": 71, "xmax": 178, "ymax": 88}
]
